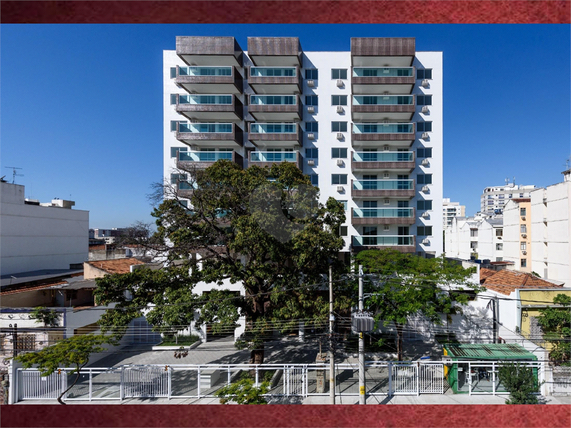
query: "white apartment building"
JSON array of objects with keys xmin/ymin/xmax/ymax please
[
  {"xmin": 445, "ymin": 215, "xmax": 503, "ymax": 262},
  {"xmin": 0, "ymin": 182, "xmax": 89, "ymax": 276},
  {"xmin": 163, "ymin": 36, "xmax": 443, "ymax": 258},
  {"xmin": 442, "ymin": 198, "xmax": 465, "ymax": 228},
  {"xmin": 480, "ymin": 180, "xmax": 536, "ymax": 215},
  {"xmin": 503, "ymin": 198, "xmax": 532, "ymax": 273}
]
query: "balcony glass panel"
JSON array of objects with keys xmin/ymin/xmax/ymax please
[
  {"xmin": 353, "ymin": 96, "xmax": 413, "ymax": 105},
  {"xmin": 250, "ymin": 152, "xmax": 296, "ymax": 162},
  {"xmin": 178, "ymin": 123, "xmax": 233, "ymax": 133},
  {"xmin": 353, "ymin": 123, "xmax": 413, "ymax": 134},
  {"xmin": 178, "ymin": 151, "xmax": 233, "ymax": 162},
  {"xmin": 353, "ymin": 152, "xmax": 413, "ymax": 162},
  {"xmin": 353, "ymin": 235, "xmax": 414, "ymax": 246},
  {"xmin": 352, "ymin": 68, "xmax": 413, "ymax": 77},
  {"xmin": 250, "ymin": 67, "xmax": 296, "ymax": 77},
  {"xmin": 353, "ymin": 208, "xmax": 414, "ymax": 218},
  {"xmin": 353, "ymin": 180, "xmax": 413, "ymax": 190},
  {"xmin": 250, "ymin": 95, "xmax": 296, "ymax": 105},
  {"xmin": 250, "ymin": 123, "xmax": 297, "ymax": 134},
  {"xmin": 178, "ymin": 182, "xmax": 195, "ymax": 190},
  {"xmin": 178, "ymin": 66, "xmax": 232, "ymax": 76},
  {"xmin": 178, "ymin": 95, "xmax": 232, "ymax": 105}
]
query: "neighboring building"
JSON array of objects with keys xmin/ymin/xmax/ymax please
[
  {"xmin": 0, "ymin": 182, "xmax": 89, "ymax": 276},
  {"xmin": 163, "ymin": 36, "xmax": 443, "ymax": 258},
  {"xmin": 83, "ymin": 258, "xmax": 146, "ymax": 279},
  {"xmin": 445, "ymin": 214, "xmax": 503, "ymax": 262},
  {"xmin": 480, "ymin": 180, "xmax": 536, "ymax": 216},
  {"xmin": 442, "ymin": 198, "xmax": 465, "ymax": 228},
  {"xmin": 90, "ymin": 228, "xmax": 126, "ymax": 245},
  {"xmin": 503, "ymin": 198, "xmax": 532, "ymax": 273}
]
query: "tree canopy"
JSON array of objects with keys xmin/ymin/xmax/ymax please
[{"xmin": 537, "ymin": 293, "xmax": 571, "ymax": 364}]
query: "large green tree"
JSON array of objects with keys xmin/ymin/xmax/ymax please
[
  {"xmin": 536, "ymin": 293, "xmax": 571, "ymax": 364},
  {"xmin": 355, "ymin": 249, "xmax": 481, "ymax": 360},
  {"xmin": 95, "ymin": 160, "xmax": 349, "ymax": 364}
]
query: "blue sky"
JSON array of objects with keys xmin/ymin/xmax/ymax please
[{"xmin": 1, "ymin": 24, "xmax": 569, "ymax": 228}]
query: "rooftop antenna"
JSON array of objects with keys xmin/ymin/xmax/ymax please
[
  {"xmin": 505, "ymin": 177, "xmax": 509, "ymax": 186},
  {"xmin": 513, "ymin": 176, "xmax": 516, "ymax": 185},
  {"xmin": 5, "ymin": 167, "xmax": 23, "ymax": 184}
]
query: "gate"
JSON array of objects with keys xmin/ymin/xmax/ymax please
[
  {"xmin": 392, "ymin": 364, "xmax": 417, "ymax": 395},
  {"xmin": 284, "ymin": 366, "xmax": 306, "ymax": 396},
  {"xmin": 19, "ymin": 370, "xmax": 65, "ymax": 400},
  {"xmin": 123, "ymin": 366, "xmax": 169, "ymax": 398},
  {"xmin": 419, "ymin": 363, "xmax": 444, "ymax": 393}
]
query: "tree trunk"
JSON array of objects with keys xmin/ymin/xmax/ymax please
[
  {"xmin": 57, "ymin": 364, "xmax": 85, "ymax": 405},
  {"xmin": 249, "ymin": 344, "xmax": 264, "ymax": 365},
  {"xmin": 396, "ymin": 324, "xmax": 404, "ymax": 361}
]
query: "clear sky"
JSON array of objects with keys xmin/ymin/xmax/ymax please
[{"xmin": 1, "ymin": 24, "xmax": 569, "ymax": 228}]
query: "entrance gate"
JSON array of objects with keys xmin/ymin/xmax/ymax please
[{"xmin": 123, "ymin": 366, "xmax": 169, "ymax": 398}]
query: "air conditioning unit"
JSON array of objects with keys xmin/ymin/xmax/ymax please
[
  {"xmin": 421, "ymin": 132, "xmax": 430, "ymax": 139},
  {"xmin": 307, "ymin": 79, "xmax": 315, "ymax": 87},
  {"xmin": 336, "ymin": 106, "xmax": 344, "ymax": 113},
  {"xmin": 497, "ymin": 236, "xmax": 502, "ymax": 240},
  {"xmin": 336, "ymin": 159, "xmax": 344, "ymax": 166},
  {"xmin": 421, "ymin": 79, "xmax": 430, "ymax": 88},
  {"xmin": 383, "ymin": 145, "xmax": 390, "ymax": 151},
  {"xmin": 421, "ymin": 238, "xmax": 430, "ymax": 245},
  {"xmin": 336, "ymin": 133, "xmax": 344, "ymax": 140},
  {"xmin": 421, "ymin": 211, "xmax": 430, "ymax": 218},
  {"xmin": 336, "ymin": 79, "xmax": 344, "ymax": 87},
  {"xmin": 522, "ymin": 234, "xmax": 527, "ymax": 238},
  {"xmin": 521, "ymin": 216, "xmax": 526, "ymax": 221},
  {"xmin": 421, "ymin": 159, "xmax": 429, "ymax": 166},
  {"xmin": 307, "ymin": 106, "xmax": 315, "ymax": 114},
  {"xmin": 421, "ymin": 185, "xmax": 429, "ymax": 192},
  {"xmin": 543, "ymin": 217, "xmax": 547, "ymax": 223},
  {"xmin": 522, "ymin": 251, "xmax": 527, "ymax": 255},
  {"xmin": 421, "ymin": 106, "xmax": 430, "ymax": 114},
  {"xmin": 336, "ymin": 186, "xmax": 344, "ymax": 192},
  {"xmin": 307, "ymin": 160, "xmax": 315, "ymax": 166},
  {"xmin": 307, "ymin": 133, "xmax": 315, "ymax": 140},
  {"xmin": 191, "ymin": 144, "xmax": 199, "ymax": 151}
]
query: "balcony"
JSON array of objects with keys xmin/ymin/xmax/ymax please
[
  {"xmin": 176, "ymin": 36, "xmax": 243, "ymax": 67},
  {"xmin": 352, "ymin": 123, "xmax": 415, "ymax": 147},
  {"xmin": 177, "ymin": 150, "xmax": 243, "ymax": 170},
  {"xmin": 352, "ymin": 208, "xmax": 415, "ymax": 225},
  {"xmin": 176, "ymin": 122, "xmax": 243, "ymax": 148},
  {"xmin": 174, "ymin": 94, "xmax": 243, "ymax": 121},
  {"xmin": 247, "ymin": 37, "xmax": 302, "ymax": 66},
  {"xmin": 351, "ymin": 38, "xmax": 415, "ymax": 67},
  {"xmin": 175, "ymin": 66, "xmax": 242, "ymax": 94},
  {"xmin": 248, "ymin": 95, "xmax": 302, "ymax": 121},
  {"xmin": 248, "ymin": 151, "xmax": 302, "ymax": 170},
  {"xmin": 352, "ymin": 151, "xmax": 415, "ymax": 172},
  {"xmin": 352, "ymin": 235, "xmax": 416, "ymax": 252},
  {"xmin": 248, "ymin": 123, "xmax": 302, "ymax": 148},
  {"xmin": 352, "ymin": 68, "xmax": 415, "ymax": 94},
  {"xmin": 176, "ymin": 181, "xmax": 196, "ymax": 199},
  {"xmin": 352, "ymin": 95, "xmax": 415, "ymax": 121},
  {"xmin": 248, "ymin": 66, "xmax": 301, "ymax": 94},
  {"xmin": 352, "ymin": 179, "xmax": 415, "ymax": 198}
]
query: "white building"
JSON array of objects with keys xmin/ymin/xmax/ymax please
[
  {"xmin": 163, "ymin": 36, "xmax": 443, "ymax": 258},
  {"xmin": 480, "ymin": 180, "xmax": 536, "ymax": 216},
  {"xmin": 442, "ymin": 198, "xmax": 465, "ymax": 228},
  {"xmin": 0, "ymin": 182, "xmax": 89, "ymax": 276},
  {"xmin": 445, "ymin": 215, "xmax": 503, "ymax": 262},
  {"xmin": 503, "ymin": 198, "xmax": 532, "ymax": 272}
]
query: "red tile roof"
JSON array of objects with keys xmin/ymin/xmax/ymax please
[
  {"xmin": 0, "ymin": 281, "xmax": 68, "ymax": 296},
  {"xmin": 480, "ymin": 269, "xmax": 564, "ymax": 295},
  {"xmin": 85, "ymin": 258, "xmax": 145, "ymax": 275}
]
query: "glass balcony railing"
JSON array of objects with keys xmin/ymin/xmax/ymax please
[
  {"xmin": 353, "ymin": 123, "xmax": 414, "ymax": 134},
  {"xmin": 178, "ymin": 151, "xmax": 233, "ymax": 162},
  {"xmin": 353, "ymin": 96, "xmax": 413, "ymax": 106},
  {"xmin": 352, "ymin": 67, "xmax": 414, "ymax": 77},
  {"xmin": 178, "ymin": 123, "xmax": 233, "ymax": 133},
  {"xmin": 178, "ymin": 95, "xmax": 232, "ymax": 105},
  {"xmin": 250, "ymin": 95, "xmax": 297, "ymax": 105},
  {"xmin": 353, "ymin": 152, "xmax": 413, "ymax": 162},
  {"xmin": 178, "ymin": 182, "xmax": 195, "ymax": 190},
  {"xmin": 250, "ymin": 67, "xmax": 297, "ymax": 77},
  {"xmin": 353, "ymin": 208, "xmax": 414, "ymax": 218},
  {"xmin": 250, "ymin": 123, "xmax": 297, "ymax": 134},
  {"xmin": 353, "ymin": 180, "xmax": 413, "ymax": 190},
  {"xmin": 178, "ymin": 66, "xmax": 232, "ymax": 76},
  {"xmin": 250, "ymin": 152, "xmax": 296, "ymax": 162},
  {"xmin": 353, "ymin": 235, "xmax": 414, "ymax": 246}
]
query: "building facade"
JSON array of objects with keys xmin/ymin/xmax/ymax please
[
  {"xmin": 442, "ymin": 198, "xmax": 465, "ymax": 228},
  {"xmin": 503, "ymin": 198, "xmax": 532, "ymax": 273},
  {"xmin": 480, "ymin": 181, "xmax": 536, "ymax": 216},
  {"xmin": 446, "ymin": 215, "xmax": 503, "ymax": 262},
  {"xmin": 163, "ymin": 36, "xmax": 443, "ymax": 258}
]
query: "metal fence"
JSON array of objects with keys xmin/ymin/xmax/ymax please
[{"xmin": 14, "ymin": 360, "xmax": 542, "ymax": 403}]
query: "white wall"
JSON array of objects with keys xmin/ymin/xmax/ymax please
[
  {"xmin": 502, "ymin": 199, "xmax": 520, "ymax": 267},
  {"xmin": 0, "ymin": 183, "xmax": 89, "ymax": 275}
]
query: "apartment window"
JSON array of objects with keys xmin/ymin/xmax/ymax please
[
  {"xmin": 331, "ymin": 95, "xmax": 348, "ymax": 106},
  {"xmin": 305, "ymin": 69, "xmax": 318, "ymax": 80},
  {"xmin": 339, "ymin": 226, "xmax": 348, "ymax": 237},
  {"xmin": 305, "ymin": 95, "xmax": 318, "ymax": 106},
  {"xmin": 170, "ymin": 147, "xmax": 188, "ymax": 158},
  {"xmin": 520, "ymin": 207, "xmax": 527, "ymax": 216},
  {"xmin": 170, "ymin": 120, "xmax": 183, "ymax": 132},
  {"xmin": 417, "ymin": 122, "xmax": 433, "ymax": 132},
  {"xmin": 417, "ymin": 174, "xmax": 432, "ymax": 185},
  {"xmin": 521, "ymin": 224, "xmax": 527, "ymax": 234},
  {"xmin": 337, "ymin": 200, "xmax": 348, "ymax": 210},
  {"xmin": 170, "ymin": 94, "xmax": 178, "ymax": 105},
  {"xmin": 306, "ymin": 122, "xmax": 318, "ymax": 132},
  {"xmin": 416, "ymin": 95, "xmax": 432, "ymax": 105},
  {"xmin": 496, "ymin": 243, "xmax": 503, "ymax": 251},
  {"xmin": 170, "ymin": 67, "xmax": 177, "ymax": 79},
  {"xmin": 521, "ymin": 242, "xmax": 527, "ymax": 251},
  {"xmin": 417, "ymin": 200, "xmax": 432, "ymax": 210},
  {"xmin": 496, "ymin": 228, "xmax": 503, "ymax": 237},
  {"xmin": 496, "ymin": 257, "xmax": 503, "ymax": 262},
  {"xmin": 384, "ymin": 199, "xmax": 391, "ymax": 205},
  {"xmin": 417, "ymin": 148, "xmax": 432, "ymax": 158},
  {"xmin": 383, "ymin": 225, "xmax": 390, "ymax": 231},
  {"xmin": 398, "ymin": 201, "xmax": 409, "ymax": 207},
  {"xmin": 332, "ymin": 174, "xmax": 347, "ymax": 185},
  {"xmin": 521, "ymin": 259, "xmax": 527, "ymax": 268},
  {"xmin": 418, "ymin": 226, "xmax": 432, "ymax": 236},
  {"xmin": 331, "ymin": 148, "xmax": 348, "ymax": 158},
  {"xmin": 331, "ymin": 69, "xmax": 348, "ymax": 79},
  {"xmin": 470, "ymin": 228, "xmax": 478, "ymax": 237},
  {"xmin": 308, "ymin": 174, "xmax": 318, "ymax": 186},
  {"xmin": 331, "ymin": 122, "xmax": 348, "ymax": 132},
  {"xmin": 170, "ymin": 173, "xmax": 187, "ymax": 185},
  {"xmin": 417, "ymin": 69, "xmax": 432, "ymax": 80},
  {"xmin": 520, "ymin": 193, "xmax": 524, "ymax": 198},
  {"xmin": 305, "ymin": 148, "xmax": 318, "ymax": 159}
]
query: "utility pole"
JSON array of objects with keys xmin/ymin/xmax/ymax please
[
  {"xmin": 358, "ymin": 265, "xmax": 366, "ymax": 405},
  {"xmin": 329, "ymin": 264, "xmax": 335, "ymax": 404},
  {"xmin": 12, "ymin": 324, "xmax": 18, "ymax": 358}
]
